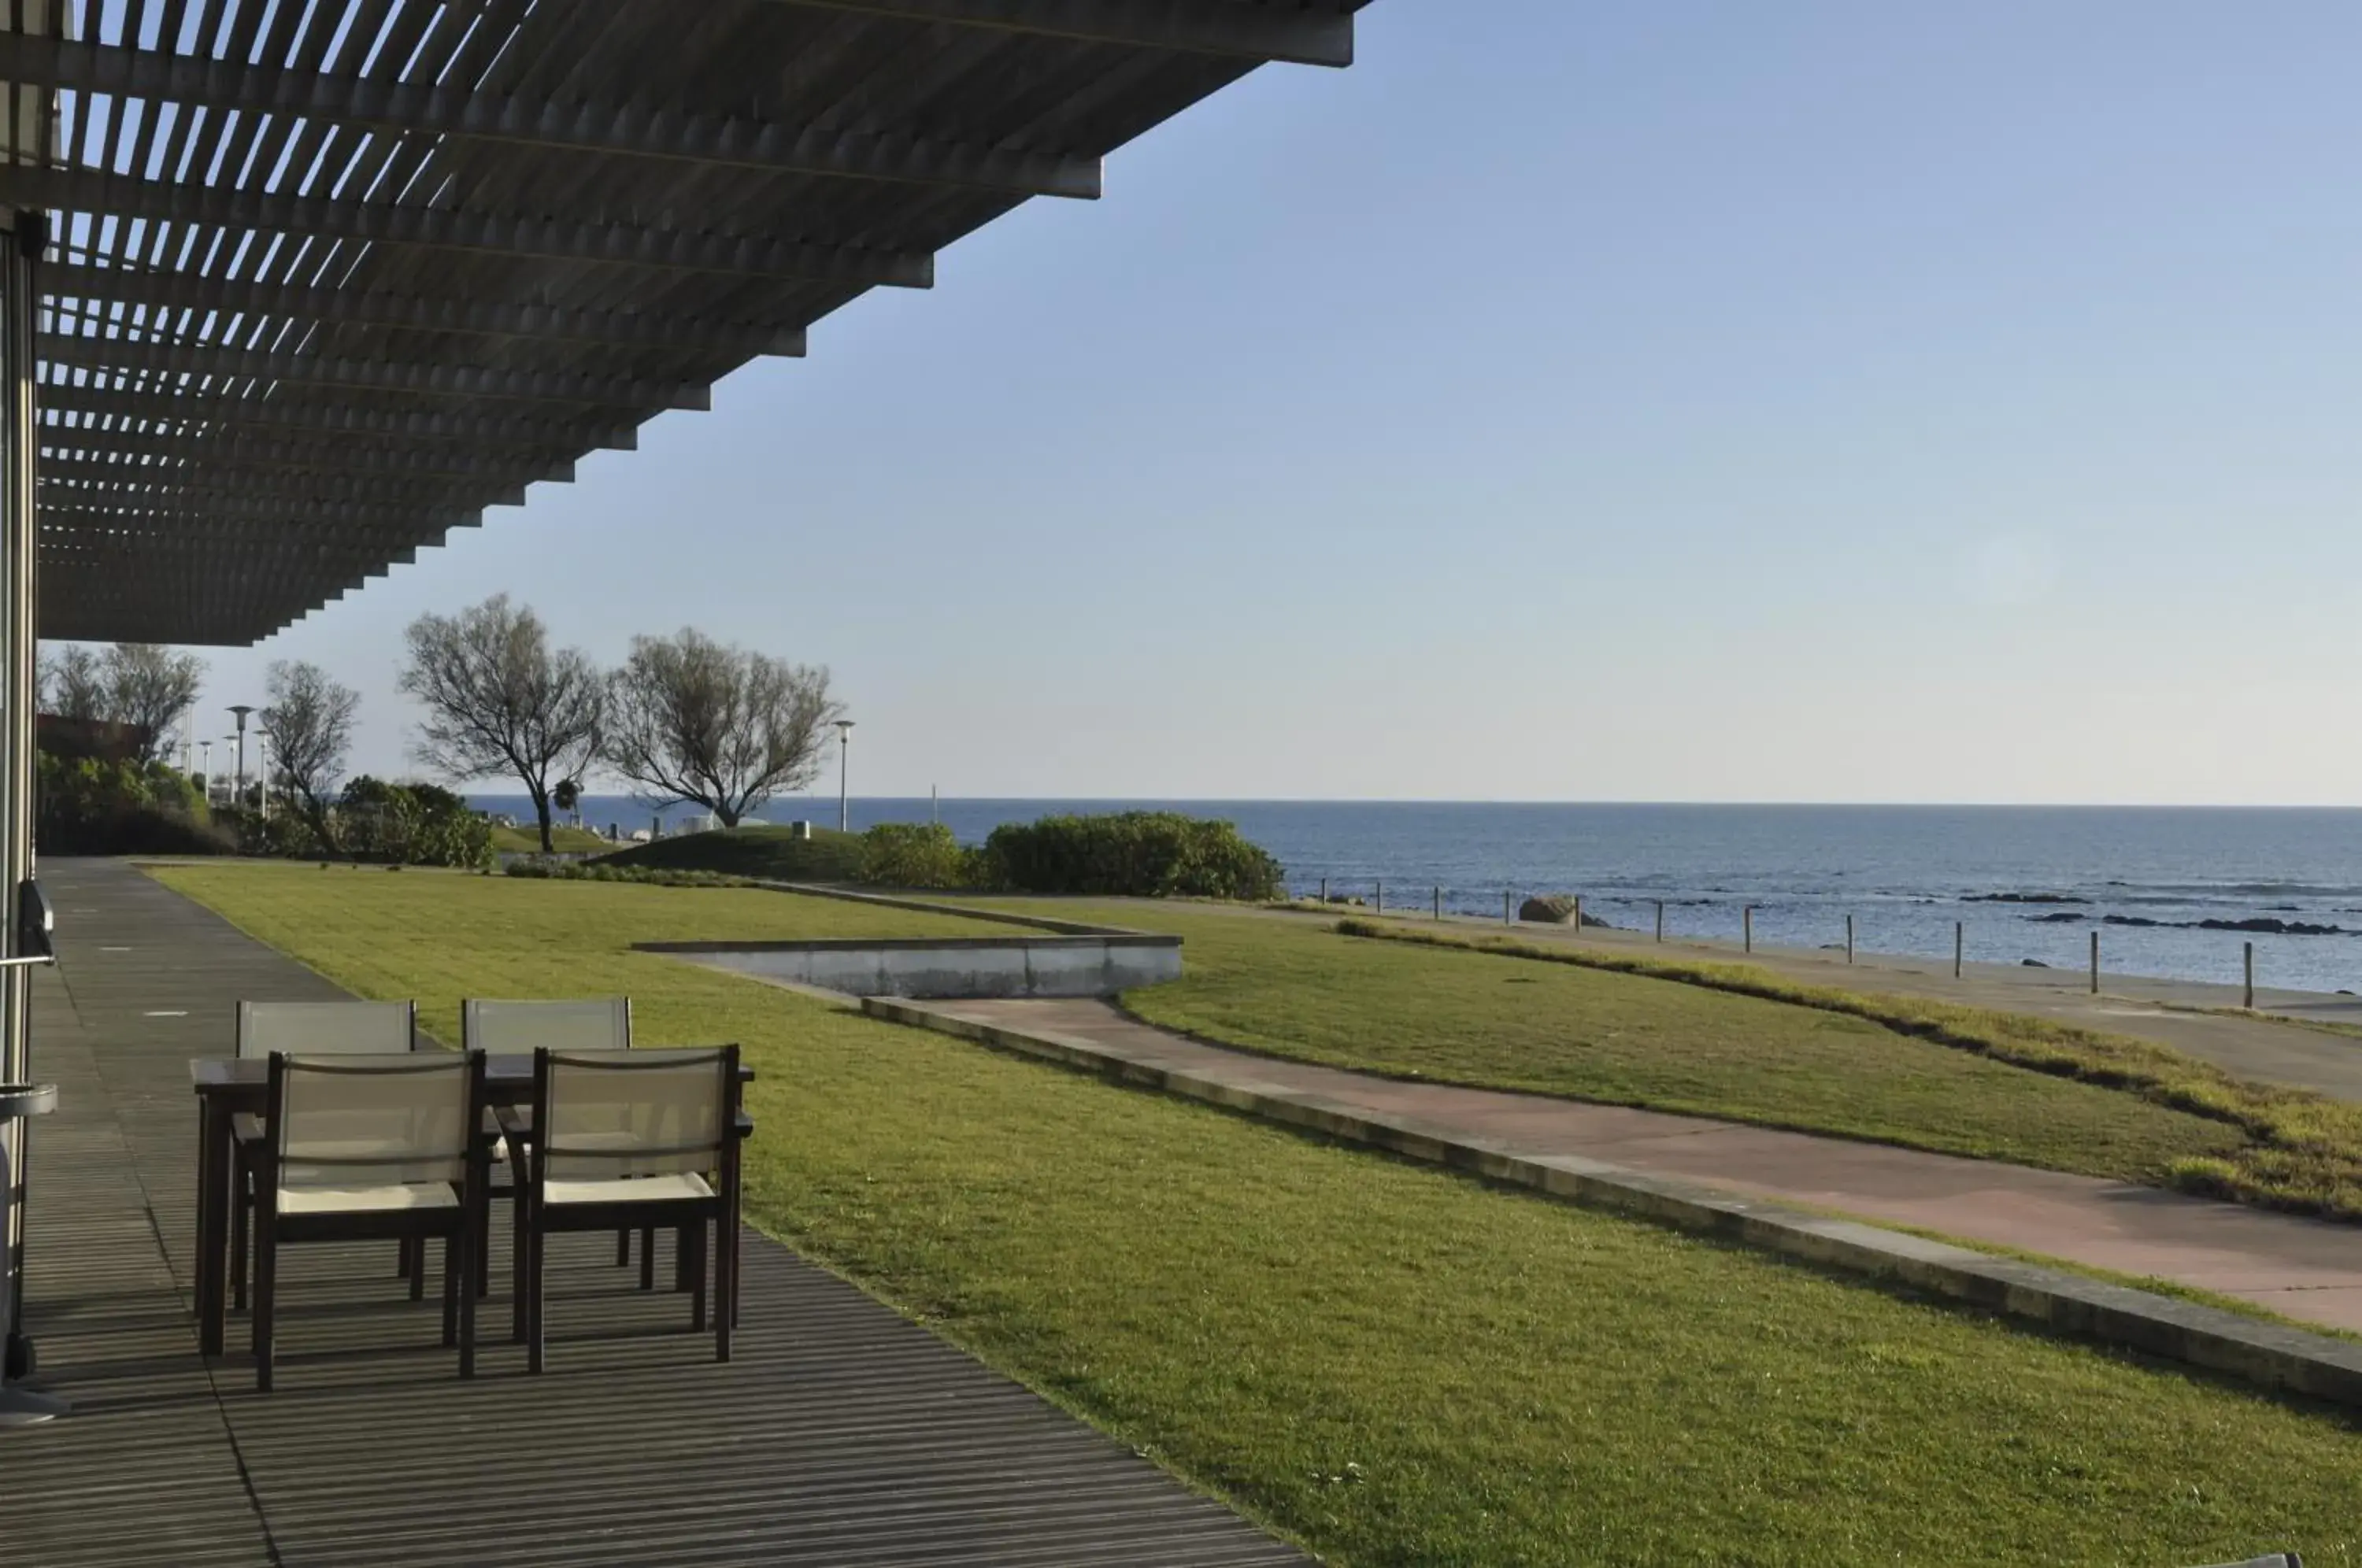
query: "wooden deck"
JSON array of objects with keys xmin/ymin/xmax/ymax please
[{"xmin": 0, "ymin": 859, "xmax": 1305, "ymax": 1567}]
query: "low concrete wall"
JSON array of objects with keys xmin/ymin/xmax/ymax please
[
  {"xmin": 867, "ymin": 995, "xmax": 2362, "ymax": 1415},
  {"xmin": 639, "ymin": 935, "xmax": 1182, "ymax": 1000}
]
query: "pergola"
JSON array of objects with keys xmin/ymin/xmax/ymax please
[{"xmin": 0, "ymin": 0, "xmax": 1368, "ymax": 1402}]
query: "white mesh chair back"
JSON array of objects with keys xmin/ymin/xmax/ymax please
[
  {"xmin": 464, "ymin": 997, "xmax": 631, "ymax": 1056},
  {"xmin": 239, "ymin": 1000, "xmax": 416, "ymax": 1059},
  {"xmin": 273, "ymin": 1052, "xmax": 472, "ymax": 1190},
  {"xmin": 541, "ymin": 1048, "xmax": 730, "ymax": 1182}
]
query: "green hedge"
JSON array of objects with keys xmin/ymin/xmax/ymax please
[
  {"xmin": 979, "ymin": 812, "xmax": 1282, "ymax": 900},
  {"xmin": 857, "ymin": 822, "xmax": 981, "ymax": 889},
  {"xmin": 335, "ymin": 777, "xmax": 494, "ymax": 868},
  {"xmin": 38, "ymin": 753, "xmax": 231, "ymax": 856}
]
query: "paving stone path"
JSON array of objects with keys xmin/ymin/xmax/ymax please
[{"xmin": 926, "ymin": 997, "xmax": 2362, "ymax": 1335}]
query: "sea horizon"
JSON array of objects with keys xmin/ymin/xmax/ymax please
[{"xmin": 468, "ymin": 796, "xmax": 2362, "ymax": 996}]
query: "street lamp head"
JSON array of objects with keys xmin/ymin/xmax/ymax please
[
  {"xmin": 835, "ymin": 719, "xmax": 855, "ymax": 735},
  {"xmin": 228, "ymin": 704, "xmax": 254, "ymax": 730}
]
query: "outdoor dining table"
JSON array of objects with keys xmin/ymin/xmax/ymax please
[{"xmin": 190, "ymin": 1053, "xmax": 754, "ymax": 1358}]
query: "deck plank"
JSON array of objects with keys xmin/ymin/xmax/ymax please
[{"xmin": 0, "ymin": 859, "xmax": 1304, "ymax": 1567}]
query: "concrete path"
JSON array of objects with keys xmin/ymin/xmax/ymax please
[
  {"xmin": 994, "ymin": 897, "xmax": 2362, "ymax": 1102},
  {"xmin": 928, "ymin": 997, "xmax": 2362, "ymax": 1336}
]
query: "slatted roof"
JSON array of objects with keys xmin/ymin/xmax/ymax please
[{"xmin": 2, "ymin": 1, "xmax": 1368, "ymax": 645}]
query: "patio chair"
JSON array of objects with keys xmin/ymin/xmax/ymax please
[
  {"xmin": 516, "ymin": 1045, "xmax": 742, "ymax": 1372},
  {"xmin": 460, "ymin": 999, "xmax": 654, "ymax": 1315},
  {"xmin": 230, "ymin": 1000, "xmax": 420, "ymax": 1311},
  {"xmin": 249, "ymin": 1050, "xmax": 488, "ymax": 1392}
]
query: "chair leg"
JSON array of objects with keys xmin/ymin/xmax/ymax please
[
  {"xmin": 639, "ymin": 1226, "xmax": 655, "ymax": 1291},
  {"xmin": 615, "ymin": 1228, "xmax": 630, "ymax": 1267},
  {"xmin": 476, "ymin": 1197, "xmax": 492, "ymax": 1300},
  {"xmin": 442, "ymin": 1234, "xmax": 460, "ymax": 1348},
  {"xmin": 252, "ymin": 1206, "xmax": 277, "ymax": 1393},
  {"xmin": 408, "ymin": 1236, "xmax": 426, "ymax": 1302},
  {"xmin": 525, "ymin": 1200, "xmax": 546, "ymax": 1375},
  {"xmin": 458, "ymin": 1217, "xmax": 477, "ymax": 1381},
  {"xmin": 713, "ymin": 1211, "xmax": 732, "ymax": 1364},
  {"xmin": 230, "ymin": 1153, "xmax": 250, "ymax": 1313},
  {"xmin": 687, "ymin": 1220, "xmax": 707, "ymax": 1333},
  {"xmin": 512, "ymin": 1174, "xmax": 531, "ymax": 1344}
]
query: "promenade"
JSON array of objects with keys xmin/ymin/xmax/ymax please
[{"xmin": 910, "ymin": 996, "xmax": 2362, "ymax": 1337}]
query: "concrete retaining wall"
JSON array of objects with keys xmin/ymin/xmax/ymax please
[
  {"xmin": 865, "ymin": 994, "xmax": 2362, "ymax": 1414},
  {"xmin": 640, "ymin": 935, "xmax": 1182, "ymax": 1000}
]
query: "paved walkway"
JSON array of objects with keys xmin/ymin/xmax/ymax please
[
  {"xmin": 928, "ymin": 997, "xmax": 2362, "ymax": 1335},
  {"xmin": 992, "ymin": 897, "xmax": 2362, "ymax": 1102},
  {"xmin": 3, "ymin": 860, "xmax": 1303, "ymax": 1568}
]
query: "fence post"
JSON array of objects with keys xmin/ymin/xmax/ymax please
[
  {"xmin": 1319, "ymin": 876, "xmax": 1327, "ymax": 904},
  {"xmin": 1654, "ymin": 900, "xmax": 1664, "ymax": 942},
  {"xmin": 1743, "ymin": 905, "xmax": 1753, "ymax": 953},
  {"xmin": 1846, "ymin": 914, "xmax": 1854, "ymax": 964},
  {"xmin": 2245, "ymin": 941, "xmax": 2255, "ymax": 1010},
  {"xmin": 1433, "ymin": 886, "xmax": 1442, "ymax": 921},
  {"xmin": 1505, "ymin": 890, "xmax": 1513, "ymax": 925},
  {"xmin": 2090, "ymin": 930, "xmax": 2098, "ymax": 995},
  {"xmin": 1954, "ymin": 922, "xmax": 1963, "ymax": 978},
  {"xmin": 1572, "ymin": 894, "xmax": 1583, "ymax": 932},
  {"xmin": 1375, "ymin": 881, "xmax": 1383, "ymax": 915}
]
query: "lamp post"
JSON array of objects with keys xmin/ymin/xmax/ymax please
[
  {"xmin": 198, "ymin": 739, "xmax": 213, "ymax": 803},
  {"xmin": 835, "ymin": 719, "xmax": 855, "ymax": 834},
  {"xmin": 228, "ymin": 704, "xmax": 254, "ymax": 812}
]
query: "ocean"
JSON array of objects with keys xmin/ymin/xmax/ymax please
[{"xmin": 469, "ymin": 796, "xmax": 2362, "ymax": 996}]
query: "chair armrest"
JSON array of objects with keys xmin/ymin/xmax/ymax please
[
  {"xmin": 230, "ymin": 1112, "xmax": 267, "ymax": 1146},
  {"xmin": 733, "ymin": 1110, "xmax": 754, "ymax": 1140}
]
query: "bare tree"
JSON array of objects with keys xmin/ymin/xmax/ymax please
[
  {"xmin": 602, "ymin": 630, "xmax": 842, "ymax": 827},
  {"xmin": 99, "ymin": 644, "xmax": 207, "ymax": 763},
  {"xmin": 398, "ymin": 595, "xmax": 603, "ymax": 853},
  {"xmin": 258, "ymin": 660, "xmax": 360, "ymax": 849},
  {"xmin": 39, "ymin": 644, "xmax": 107, "ymax": 722}
]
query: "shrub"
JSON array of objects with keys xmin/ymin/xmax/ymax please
[
  {"xmin": 857, "ymin": 822, "xmax": 980, "ymax": 889},
  {"xmin": 225, "ymin": 807, "xmax": 321, "ymax": 859},
  {"xmin": 336, "ymin": 776, "xmax": 494, "ymax": 868},
  {"xmin": 980, "ymin": 812, "xmax": 1283, "ymax": 900},
  {"xmin": 37, "ymin": 753, "xmax": 230, "ymax": 856}
]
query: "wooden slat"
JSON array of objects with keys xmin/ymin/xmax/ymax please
[{"xmin": 2, "ymin": 859, "xmax": 1303, "ymax": 1568}]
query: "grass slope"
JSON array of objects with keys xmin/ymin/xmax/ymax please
[
  {"xmin": 148, "ymin": 864, "xmax": 2360, "ymax": 1566},
  {"xmin": 593, "ymin": 823, "xmax": 863, "ymax": 882},
  {"xmin": 488, "ymin": 823, "xmax": 611, "ymax": 855},
  {"xmin": 969, "ymin": 900, "xmax": 2249, "ymax": 1189}
]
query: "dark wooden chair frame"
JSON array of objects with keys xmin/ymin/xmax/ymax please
[
  {"xmin": 461, "ymin": 997, "xmax": 646, "ymax": 1300},
  {"xmin": 227, "ymin": 1000, "xmax": 423, "ymax": 1313},
  {"xmin": 514, "ymin": 1044, "xmax": 742, "ymax": 1373},
  {"xmin": 249, "ymin": 1049, "xmax": 489, "ymax": 1393}
]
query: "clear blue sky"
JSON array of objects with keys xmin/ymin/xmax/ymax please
[{"xmin": 133, "ymin": 2, "xmax": 2362, "ymax": 804}]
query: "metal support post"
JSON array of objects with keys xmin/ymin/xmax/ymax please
[
  {"xmin": 0, "ymin": 210, "xmax": 62, "ymax": 1423},
  {"xmin": 1846, "ymin": 914, "xmax": 1854, "ymax": 964}
]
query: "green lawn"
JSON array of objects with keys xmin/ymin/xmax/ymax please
[
  {"xmin": 964, "ymin": 900, "xmax": 2250, "ymax": 1187},
  {"xmin": 147, "ymin": 864, "xmax": 2360, "ymax": 1566}
]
